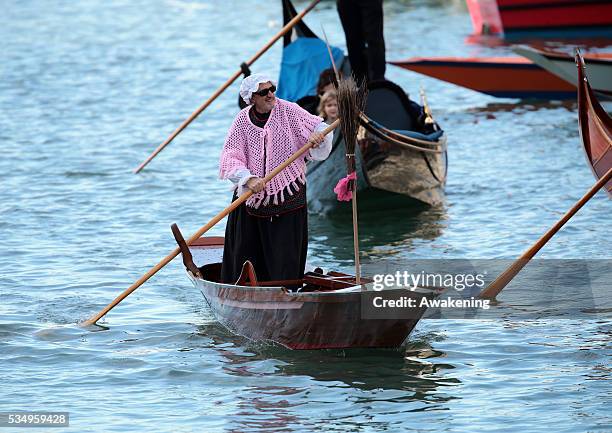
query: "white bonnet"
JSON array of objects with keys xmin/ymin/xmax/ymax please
[{"xmin": 239, "ymin": 73, "xmax": 277, "ymax": 104}]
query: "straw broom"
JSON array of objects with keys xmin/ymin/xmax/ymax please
[{"xmin": 336, "ymin": 77, "xmax": 367, "ymax": 284}]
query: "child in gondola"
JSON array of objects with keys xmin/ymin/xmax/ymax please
[{"xmin": 317, "ymin": 90, "xmax": 339, "ymax": 125}]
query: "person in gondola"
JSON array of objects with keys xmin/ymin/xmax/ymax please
[
  {"xmin": 219, "ymin": 73, "xmax": 333, "ymax": 286},
  {"xmin": 296, "ymin": 68, "xmax": 339, "ymax": 115},
  {"xmin": 317, "ymin": 89, "xmax": 339, "ymax": 124},
  {"xmin": 336, "ymin": 0, "xmax": 386, "ymax": 82}
]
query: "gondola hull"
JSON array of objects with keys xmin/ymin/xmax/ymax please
[
  {"xmin": 187, "ymin": 237, "xmax": 433, "ymax": 350},
  {"xmin": 307, "ymin": 127, "xmax": 446, "ymax": 207},
  {"xmin": 576, "ymin": 51, "xmax": 612, "ymax": 196},
  {"xmin": 360, "ymin": 127, "xmax": 447, "ymax": 206}
]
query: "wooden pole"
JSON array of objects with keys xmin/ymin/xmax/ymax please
[
  {"xmin": 321, "ymin": 32, "xmax": 361, "ymax": 284},
  {"xmin": 82, "ymin": 119, "xmax": 340, "ymax": 326},
  {"xmin": 479, "ymin": 167, "xmax": 612, "ymax": 299},
  {"xmin": 133, "ymin": 0, "xmax": 322, "ymax": 174},
  {"xmin": 351, "ymin": 184, "xmax": 361, "ymax": 284}
]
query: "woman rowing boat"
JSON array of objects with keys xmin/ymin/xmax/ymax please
[{"xmin": 218, "ymin": 73, "xmax": 334, "ymax": 285}]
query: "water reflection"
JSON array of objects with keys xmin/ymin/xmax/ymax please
[
  {"xmin": 228, "ymin": 387, "xmax": 303, "ymax": 433},
  {"xmin": 196, "ymin": 323, "xmax": 459, "ymax": 396},
  {"xmin": 309, "ymin": 191, "xmax": 447, "ymax": 265},
  {"xmin": 467, "ymin": 100, "xmax": 576, "ymax": 114}
]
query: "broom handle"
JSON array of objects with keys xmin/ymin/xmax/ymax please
[{"xmin": 352, "ymin": 185, "xmax": 361, "ymax": 284}]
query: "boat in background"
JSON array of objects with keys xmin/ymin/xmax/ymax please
[
  {"xmin": 279, "ymin": 0, "xmax": 447, "ymax": 206},
  {"xmin": 389, "ymin": 56, "xmax": 575, "ymax": 100},
  {"xmin": 514, "ymin": 46, "xmax": 612, "ymax": 97},
  {"xmin": 466, "ymin": 0, "xmax": 612, "ymax": 39},
  {"xmin": 466, "ymin": 0, "xmax": 503, "ymax": 35},
  {"xmin": 576, "ymin": 50, "xmax": 612, "ymax": 196}
]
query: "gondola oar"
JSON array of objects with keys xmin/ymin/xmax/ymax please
[
  {"xmin": 133, "ymin": 0, "xmax": 322, "ymax": 174},
  {"xmin": 82, "ymin": 119, "xmax": 340, "ymax": 327},
  {"xmin": 479, "ymin": 167, "xmax": 612, "ymax": 299}
]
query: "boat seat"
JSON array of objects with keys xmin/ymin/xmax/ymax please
[
  {"xmin": 235, "ymin": 261, "xmax": 259, "ymax": 287},
  {"xmin": 365, "ymin": 80, "xmax": 422, "ymax": 131}
]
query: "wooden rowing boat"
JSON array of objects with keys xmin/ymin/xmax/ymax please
[
  {"xmin": 576, "ymin": 50, "xmax": 612, "ymax": 196},
  {"xmin": 279, "ymin": 0, "xmax": 448, "ymax": 207},
  {"xmin": 389, "ymin": 56, "xmax": 575, "ymax": 100},
  {"xmin": 172, "ymin": 229, "xmax": 436, "ymax": 350},
  {"xmin": 515, "ymin": 46, "xmax": 612, "ymax": 97}
]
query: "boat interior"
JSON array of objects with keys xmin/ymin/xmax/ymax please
[
  {"xmin": 365, "ymin": 80, "xmax": 424, "ymax": 132},
  {"xmin": 198, "ymin": 261, "xmax": 371, "ymax": 293}
]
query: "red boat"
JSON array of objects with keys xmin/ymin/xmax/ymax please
[
  {"xmin": 172, "ymin": 229, "xmax": 437, "ymax": 350},
  {"xmin": 576, "ymin": 50, "xmax": 612, "ymax": 196},
  {"xmin": 389, "ymin": 56, "xmax": 575, "ymax": 99},
  {"xmin": 466, "ymin": 0, "xmax": 503, "ymax": 35},
  {"xmin": 466, "ymin": 0, "xmax": 612, "ymax": 39}
]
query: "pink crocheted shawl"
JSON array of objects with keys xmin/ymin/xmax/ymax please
[{"xmin": 219, "ymin": 98, "xmax": 322, "ymax": 208}]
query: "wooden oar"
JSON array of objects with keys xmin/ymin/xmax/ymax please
[
  {"xmin": 82, "ymin": 119, "xmax": 340, "ymax": 326},
  {"xmin": 133, "ymin": 0, "xmax": 322, "ymax": 174},
  {"xmin": 479, "ymin": 167, "xmax": 612, "ymax": 299}
]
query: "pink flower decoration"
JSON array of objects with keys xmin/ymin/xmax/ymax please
[{"xmin": 334, "ymin": 172, "xmax": 357, "ymax": 201}]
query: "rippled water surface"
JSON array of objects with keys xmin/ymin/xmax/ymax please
[{"xmin": 1, "ymin": 1, "xmax": 611, "ymax": 432}]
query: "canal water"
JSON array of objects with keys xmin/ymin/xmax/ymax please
[{"xmin": 1, "ymin": 0, "xmax": 610, "ymax": 431}]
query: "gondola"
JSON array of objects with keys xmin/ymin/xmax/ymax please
[
  {"xmin": 171, "ymin": 228, "xmax": 437, "ymax": 350},
  {"xmin": 576, "ymin": 50, "xmax": 612, "ymax": 196},
  {"xmin": 277, "ymin": 0, "xmax": 448, "ymax": 207}
]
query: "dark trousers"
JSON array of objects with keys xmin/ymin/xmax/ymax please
[
  {"xmin": 337, "ymin": 0, "xmax": 386, "ymax": 82},
  {"xmin": 220, "ymin": 198, "xmax": 308, "ymax": 285}
]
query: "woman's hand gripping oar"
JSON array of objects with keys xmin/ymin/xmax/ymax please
[{"xmin": 81, "ymin": 119, "xmax": 340, "ymax": 327}]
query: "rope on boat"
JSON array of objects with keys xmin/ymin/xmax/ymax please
[{"xmin": 361, "ymin": 119, "xmax": 448, "ymax": 154}]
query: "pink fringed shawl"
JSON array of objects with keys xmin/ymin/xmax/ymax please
[{"xmin": 219, "ymin": 98, "xmax": 323, "ymax": 208}]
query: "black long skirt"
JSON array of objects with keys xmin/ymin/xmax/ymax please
[{"xmin": 220, "ymin": 196, "xmax": 308, "ymax": 285}]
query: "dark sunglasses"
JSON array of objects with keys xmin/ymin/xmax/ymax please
[{"xmin": 252, "ymin": 85, "xmax": 276, "ymax": 97}]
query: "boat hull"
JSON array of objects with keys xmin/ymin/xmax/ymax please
[
  {"xmin": 195, "ymin": 278, "xmax": 428, "ymax": 350},
  {"xmin": 359, "ymin": 126, "xmax": 447, "ymax": 206},
  {"xmin": 466, "ymin": 0, "xmax": 503, "ymax": 35},
  {"xmin": 515, "ymin": 47, "xmax": 612, "ymax": 96},
  {"xmin": 577, "ymin": 51, "xmax": 612, "ymax": 196},
  {"xmin": 389, "ymin": 57, "xmax": 575, "ymax": 99},
  {"xmin": 497, "ymin": 0, "xmax": 612, "ymax": 38},
  {"xmin": 466, "ymin": 0, "xmax": 612, "ymax": 38},
  {"xmin": 187, "ymin": 238, "xmax": 432, "ymax": 350},
  {"xmin": 307, "ymin": 126, "xmax": 446, "ymax": 207}
]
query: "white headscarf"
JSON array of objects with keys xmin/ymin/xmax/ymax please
[{"xmin": 239, "ymin": 73, "xmax": 277, "ymax": 104}]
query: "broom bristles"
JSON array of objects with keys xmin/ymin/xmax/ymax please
[{"xmin": 336, "ymin": 76, "xmax": 367, "ymax": 174}]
